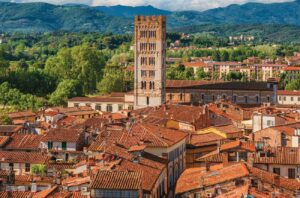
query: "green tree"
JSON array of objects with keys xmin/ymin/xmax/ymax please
[
  {"xmin": 49, "ymin": 79, "xmax": 82, "ymax": 106},
  {"xmin": 195, "ymin": 68, "xmax": 207, "ymax": 80},
  {"xmin": 285, "ymin": 80, "xmax": 300, "ymax": 90},
  {"xmin": 97, "ymin": 66, "xmax": 124, "ymax": 94}
]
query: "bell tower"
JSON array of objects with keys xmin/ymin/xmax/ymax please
[{"xmin": 134, "ymin": 15, "xmax": 166, "ymax": 109}]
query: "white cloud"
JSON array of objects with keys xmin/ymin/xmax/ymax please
[{"xmin": 8, "ymin": 0, "xmax": 293, "ymax": 11}]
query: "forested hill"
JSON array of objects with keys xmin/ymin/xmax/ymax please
[{"xmin": 0, "ymin": 0, "xmax": 300, "ymax": 33}]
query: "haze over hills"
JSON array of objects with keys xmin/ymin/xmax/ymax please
[{"xmin": 0, "ymin": 0, "xmax": 300, "ymax": 36}]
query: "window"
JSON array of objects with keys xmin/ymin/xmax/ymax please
[
  {"xmin": 106, "ymin": 104, "xmax": 113, "ymax": 112},
  {"xmin": 180, "ymin": 93, "xmax": 183, "ymax": 101},
  {"xmin": 95, "ymin": 104, "xmax": 101, "ymax": 111},
  {"xmin": 118, "ymin": 104, "xmax": 123, "ymax": 111},
  {"xmin": 283, "ymin": 96, "xmax": 286, "ymax": 101},
  {"xmin": 85, "ymin": 103, "xmax": 91, "ymax": 107},
  {"xmin": 61, "ymin": 142, "xmax": 67, "ymax": 150},
  {"xmin": 279, "ymin": 96, "xmax": 282, "ymax": 101},
  {"xmin": 149, "ymin": 81, "xmax": 155, "ymax": 90},
  {"xmin": 169, "ymin": 94, "xmax": 173, "ymax": 100},
  {"xmin": 149, "ymin": 71, "xmax": 155, "ymax": 77},
  {"xmin": 291, "ymin": 97, "xmax": 294, "ymax": 102},
  {"xmin": 128, "ymin": 105, "xmax": 134, "ymax": 110},
  {"xmin": 9, "ymin": 163, "xmax": 13, "ymax": 169},
  {"xmin": 245, "ymin": 96, "xmax": 248, "ymax": 103},
  {"xmin": 298, "ymin": 97, "xmax": 300, "ymax": 102},
  {"xmin": 141, "ymin": 70, "xmax": 147, "ymax": 77},
  {"xmin": 233, "ymin": 95, "xmax": 237, "ymax": 103},
  {"xmin": 288, "ymin": 168, "xmax": 296, "ymax": 179},
  {"xmin": 146, "ymin": 97, "xmax": 150, "ymax": 105},
  {"xmin": 48, "ymin": 141, "xmax": 53, "ymax": 150},
  {"xmin": 141, "ymin": 81, "xmax": 146, "ymax": 89},
  {"xmin": 74, "ymin": 103, "xmax": 79, "ymax": 107},
  {"xmin": 273, "ymin": 167, "xmax": 280, "ymax": 175},
  {"xmin": 256, "ymin": 96, "xmax": 259, "ymax": 103},
  {"xmin": 267, "ymin": 120, "xmax": 272, "ymax": 126},
  {"xmin": 25, "ymin": 163, "xmax": 30, "ymax": 172}
]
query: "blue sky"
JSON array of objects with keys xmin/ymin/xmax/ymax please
[{"xmin": 9, "ymin": 0, "xmax": 292, "ymax": 11}]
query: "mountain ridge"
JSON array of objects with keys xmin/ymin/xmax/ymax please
[{"xmin": 0, "ymin": 1, "xmax": 300, "ymax": 33}]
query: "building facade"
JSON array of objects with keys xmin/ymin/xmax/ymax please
[{"xmin": 134, "ymin": 16, "xmax": 166, "ymax": 108}]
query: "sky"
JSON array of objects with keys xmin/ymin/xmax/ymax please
[{"xmin": 9, "ymin": 0, "xmax": 292, "ymax": 11}]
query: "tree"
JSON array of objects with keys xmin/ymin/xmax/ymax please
[
  {"xmin": 285, "ymin": 80, "xmax": 300, "ymax": 91},
  {"xmin": 220, "ymin": 50, "xmax": 229, "ymax": 61},
  {"xmin": 195, "ymin": 68, "xmax": 207, "ymax": 80},
  {"xmin": 212, "ymin": 50, "xmax": 221, "ymax": 61},
  {"xmin": 49, "ymin": 79, "xmax": 82, "ymax": 106},
  {"xmin": 97, "ymin": 66, "xmax": 124, "ymax": 94},
  {"xmin": 0, "ymin": 112, "xmax": 12, "ymax": 125}
]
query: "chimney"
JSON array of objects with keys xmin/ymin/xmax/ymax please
[
  {"xmin": 222, "ymin": 153, "xmax": 229, "ymax": 166},
  {"xmin": 31, "ymin": 181, "xmax": 37, "ymax": 192},
  {"xmin": 205, "ymin": 162, "xmax": 210, "ymax": 172},
  {"xmin": 273, "ymin": 175, "xmax": 280, "ymax": 187}
]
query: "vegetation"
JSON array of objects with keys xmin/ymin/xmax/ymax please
[
  {"xmin": 0, "ymin": 31, "xmax": 299, "ymax": 111},
  {"xmin": 31, "ymin": 164, "xmax": 47, "ymax": 176}
]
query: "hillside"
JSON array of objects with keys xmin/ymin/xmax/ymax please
[
  {"xmin": 172, "ymin": 24, "xmax": 300, "ymax": 44},
  {"xmin": 0, "ymin": 2, "xmax": 132, "ymax": 33},
  {"xmin": 0, "ymin": 1, "xmax": 300, "ymax": 36}
]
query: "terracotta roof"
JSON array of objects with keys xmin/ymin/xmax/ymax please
[
  {"xmin": 214, "ymin": 124, "xmax": 243, "ymax": 134},
  {"xmin": 0, "ymin": 192, "xmax": 36, "ymax": 198},
  {"xmin": 115, "ymin": 157, "xmax": 165, "ymax": 192},
  {"xmin": 175, "ymin": 163, "xmax": 249, "ymax": 194},
  {"xmin": 216, "ymin": 184, "xmax": 249, "ymax": 198},
  {"xmin": 259, "ymin": 122, "xmax": 300, "ymax": 136},
  {"xmin": 254, "ymin": 147, "xmax": 300, "ymax": 165},
  {"xmin": 8, "ymin": 111, "xmax": 35, "ymax": 119},
  {"xmin": 277, "ymin": 90, "xmax": 300, "ymax": 96},
  {"xmin": 249, "ymin": 166, "xmax": 300, "ymax": 191},
  {"xmin": 210, "ymin": 61, "xmax": 242, "ymax": 66},
  {"xmin": 182, "ymin": 61, "xmax": 207, "ymax": 68},
  {"xmin": 62, "ymin": 176, "xmax": 90, "ymax": 187},
  {"xmin": 166, "ymin": 80, "xmax": 211, "ymax": 88},
  {"xmin": 32, "ymin": 185, "xmax": 58, "ymax": 198},
  {"xmin": 284, "ymin": 66, "xmax": 300, "ymax": 71},
  {"xmin": 4, "ymin": 134, "xmax": 43, "ymax": 150},
  {"xmin": 220, "ymin": 140, "xmax": 256, "ymax": 152},
  {"xmin": 0, "ymin": 151, "xmax": 48, "ymax": 164},
  {"xmin": 0, "ymin": 125, "xmax": 23, "ymax": 133},
  {"xmin": 69, "ymin": 93, "xmax": 126, "ymax": 103},
  {"xmin": 47, "ymin": 162, "xmax": 76, "ymax": 170},
  {"xmin": 90, "ymin": 171, "xmax": 142, "ymax": 190},
  {"xmin": 190, "ymin": 133, "xmax": 224, "ymax": 147},
  {"xmin": 0, "ymin": 136, "xmax": 10, "ymax": 147},
  {"xmin": 120, "ymin": 123, "xmax": 188, "ymax": 148},
  {"xmin": 42, "ymin": 128, "xmax": 83, "ymax": 142},
  {"xmin": 145, "ymin": 104, "xmax": 206, "ymax": 124}
]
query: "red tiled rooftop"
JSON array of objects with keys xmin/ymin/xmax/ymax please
[
  {"xmin": 42, "ymin": 128, "xmax": 83, "ymax": 142},
  {"xmin": 277, "ymin": 90, "xmax": 300, "ymax": 96},
  {"xmin": 175, "ymin": 163, "xmax": 249, "ymax": 194},
  {"xmin": 283, "ymin": 66, "xmax": 300, "ymax": 71},
  {"xmin": 0, "ymin": 151, "xmax": 48, "ymax": 164},
  {"xmin": 5, "ymin": 134, "xmax": 43, "ymax": 150},
  {"xmin": 8, "ymin": 111, "xmax": 35, "ymax": 119},
  {"xmin": 182, "ymin": 61, "xmax": 207, "ymax": 68},
  {"xmin": 90, "ymin": 171, "xmax": 142, "ymax": 190}
]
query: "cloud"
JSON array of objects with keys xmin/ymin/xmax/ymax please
[{"xmin": 8, "ymin": 0, "xmax": 293, "ymax": 11}]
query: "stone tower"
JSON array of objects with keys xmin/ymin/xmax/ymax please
[{"xmin": 134, "ymin": 15, "xmax": 166, "ymax": 109}]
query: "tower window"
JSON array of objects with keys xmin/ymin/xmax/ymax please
[
  {"xmin": 141, "ymin": 81, "xmax": 146, "ymax": 89},
  {"xmin": 141, "ymin": 70, "xmax": 147, "ymax": 77},
  {"xmin": 149, "ymin": 71, "xmax": 155, "ymax": 77},
  {"xmin": 147, "ymin": 97, "xmax": 150, "ymax": 105}
]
